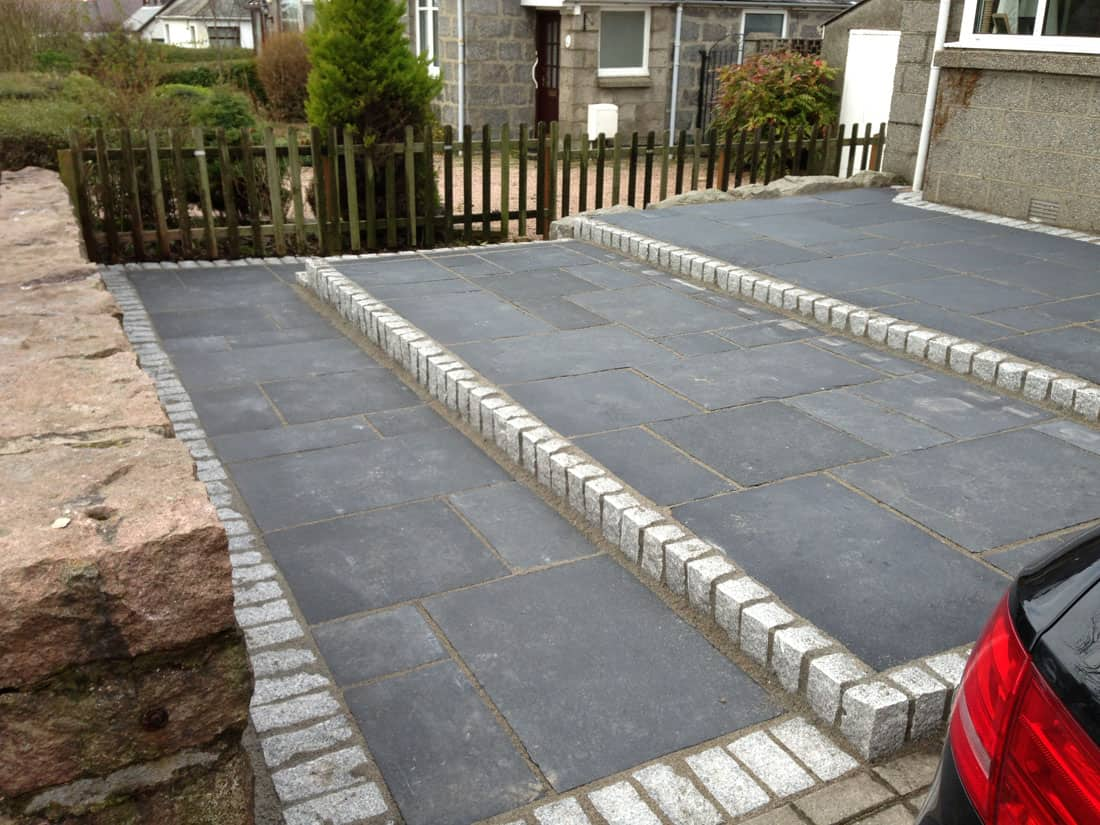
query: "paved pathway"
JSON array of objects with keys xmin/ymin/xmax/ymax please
[
  {"xmin": 116, "ymin": 260, "xmax": 924, "ymax": 825},
  {"xmin": 597, "ymin": 189, "xmax": 1100, "ymax": 384}
]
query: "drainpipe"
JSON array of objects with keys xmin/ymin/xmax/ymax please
[
  {"xmin": 668, "ymin": 2, "xmax": 684, "ymax": 137},
  {"xmin": 457, "ymin": 0, "xmax": 467, "ymax": 134},
  {"xmin": 912, "ymin": 0, "xmax": 951, "ymax": 193}
]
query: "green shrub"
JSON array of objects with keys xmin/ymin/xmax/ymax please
[
  {"xmin": 0, "ymin": 96, "xmax": 92, "ymax": 170},
  {"xmin": 0, "ymin": 0, "xmax": 83, "ymax": 72},
  {"xmin": 34, "ymin": 49, "xmax": 77, "ymax": 73},
  {"xmin": 151, "ymin": 44, "xmax": 254, "ymax": 64},
  {"xmin": 257, "ymin": 31, "xmax": 310, "ymax": 122},
  {"xmin": 157, "ymin": 59, "xmax": 266, "ymax": 104},
  {"xmin": 191, "ymin": 87, "xmax": 257, "ymax": 138},
  {"xmin": 0, "ymin": 72, "xmax": 64, "ymax": 100},
  {"xmin": 712, "ymin": 51, "xmax": 839, "ymax": 135}
]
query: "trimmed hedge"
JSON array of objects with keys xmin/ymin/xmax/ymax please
[{"xmin": 157, "ymin": 59, "xmax": 265, "ymax": 103}]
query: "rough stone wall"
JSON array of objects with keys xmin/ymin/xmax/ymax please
[
  {"xmin": 924, "ymin": 63, "xmax": 1100, "ymax": 233},
  {"xmin": 0, "ymin": 168, "xmax": 254, "ymax": 824}
]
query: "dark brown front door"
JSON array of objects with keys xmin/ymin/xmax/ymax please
[{"xmin": 535, "ymin": 11, "xmax": 560, "ymax": 125}]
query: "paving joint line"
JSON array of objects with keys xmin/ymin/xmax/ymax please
[
  {"xmin": 300, "ymin": 259, "xmax": 971, "ymax": 761},
  {"xmin": 553, "ymin": 213, "xmax": 1100, "ymax": 425}
]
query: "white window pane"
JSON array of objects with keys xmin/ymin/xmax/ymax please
[
  {"xmin": 432, "ymin": 10, "xmax": 439, "ymax": 64},
  {"xmin": 418, "ymin": 9, "xmax": 429, "ymax": 53},
  {"xmin": 600, "ymin": 11, "xmax": 646, "ymax": 70},
  {"xmin": 1043, "ymin": 0, "xmax": 1100, "ymax": 35},
  {"xmin": 973, "ymin": 0, "xmax": 1038, "ymax": 34},
  {"xmin": 744, "ymin": 12, "xmax": 784, "ymax": 37}
]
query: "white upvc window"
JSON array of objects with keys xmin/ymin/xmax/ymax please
[
  {"xmin": 954, "ymin": 0, "xmax": 1100, "ymax": 54},
  {"xmin": 416, "ymin": 0, "xmax": 440, "ymax": 76},
  {"xmin": 739, "ymin": 9, "xmax": 787, "ymax": 62},
  {"xmin": 598, "ymin": 8, "xmax": 651, "ymax": 76}
]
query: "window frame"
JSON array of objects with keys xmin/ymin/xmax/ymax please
[
  {"xmin": 416, "ymin": 0, "xmax": 441, "ymax": 77},
  {"xmin": 597, "ymin": 7, "xmax": 651, "ymax": 78},
  {"xmin": 953, "ymin": 0, "xmax": 1100, "ymax": 54},
  {"xmin": 739, "ymin": 8, "xmax": 788, "ymax": 62}
]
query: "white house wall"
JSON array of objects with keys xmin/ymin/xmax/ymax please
[{"xmin": 144, "ymin": 18, "xmax": 254, "ymax": 48}]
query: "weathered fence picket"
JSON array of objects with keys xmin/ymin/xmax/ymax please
[{"xmin": 62, "ymin": 121, "xmax": 886, "ymax": 263}]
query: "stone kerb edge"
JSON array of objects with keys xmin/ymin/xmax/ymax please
[
  {"xmin": 99, "ymin": 269, "xmax": 393, "ymax": 825},
  {"xmin": 301, "ymin": 260, "xmax": 967, "ymax": 760},
  {"xmin": 558, "ymin": 215, "xmax": 1100, "ymax": 424}
]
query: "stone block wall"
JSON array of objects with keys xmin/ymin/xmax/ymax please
[
  {"xmin": 0, "ymin": 168, "xmax": 254, "ymax": 824},
  {"xmin": 924, "ymin": 59, "xmax": 1100, "ymax": 233}
]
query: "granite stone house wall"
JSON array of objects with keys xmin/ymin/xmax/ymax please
[{"xmin": 823, "ymin": 0, "xmax": 1100, "ymax": 232}]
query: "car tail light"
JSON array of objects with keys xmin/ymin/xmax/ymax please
[{"xmin": 949, "ymin": 592, "xmax": 1100, "ymax": 824}]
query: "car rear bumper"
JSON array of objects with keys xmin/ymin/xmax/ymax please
[{"xmin": 915, "ymin": 742, "xmax": 984, "ymax": 825}]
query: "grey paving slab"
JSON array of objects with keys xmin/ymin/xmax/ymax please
[
  {"xmin": 171, "ymin": 338, "xmax": 373, "ymax": 388},
  {"xmin": 809, "ymin": 236, "xmax": 912, "ymax": 256},
  {"xmin": 1033, "ymin": 419, "xmax": 1100, "ymax": 457},
  {"xmin": 513, "ymin": 296, "xmax": 609, "ymax": 330},
  {"xmin": 811, "ymin": 188, "xmax": 898, "ymax": 206},
  {"xmin": 732, "ymin": 215, "xmax": 868, "ymax": 247},
  {"xmin": 976, "ymin": 260, "xmax": 1100, "ymax": 299},
  {"xmin": 313, "ymin": 605, "xmax": 446, "ymax": 686},
  {"xmin": 346, "ymin": 661, "xmax": 543, "ymax": 825},
  {"xmin": 764, "ymin": 253, "xmax": 954, "ymax": 293},
  {"xmin": 454, "ymin": 326, "xmax": 680, "ymax": 385},
  {"xmin": 477, "ymin": 270, "xmax": 601, "ymax": 300},
  {"xmin": 569, "ymin": 285, "xmax": 748, "ymax": 336},
  {"xmin": 896, "ymin": 241, "xmax": 1036, "ymax": 273},
  {"xmin": 674, "ymin": 476, "xmax": 1008, "ymax": 669},
  {"xmin": 883, "ymin": 275, "xmax": 1047, "ymax": 314},
  {"xmin": 161, "ymin": 334, "xmax": 230, "ymax": 354},
  {"xmin": 852, "ymin": 372, "xmax": 1049, "ymax": 438},
  {"xmin": 341, "ymin": 258, "xmax": 454, "ymax": 284},
  {"xmin": 652, "ymin": 403, "xmax": 882, "ymax": 485},
  {"xmin": 427, "ymin": 253, "xmax": 509, "ymax": 276},
  {"xmin": 151, "ymin": 306, "xmax": 283, "ymax": 339},
  {"xmin": 811, "ymin": 202, "xmax": 939, "ymax": 227},
  {"xmin": 810, "ymin": 337, "xmax": 924, "ymax": 375},
  {"xmin": 574, "ymin": 427, "xmax": 735, "ymax": 506},
  {"xmin": 478, "ymin": 243, "xmax": 598, "ymax": 271},
  {"xmin": 506, "ymin": 369, "xmax": 698, "ymax": 436},
  {"xmin": 977, "ymin": 305, "xmax": 1071, "ymax": 332},
  {"xmin": 862, "ymin": 217, "xmax": 1001, "ymax": 244},
  {"xmin": 831, "ymin": 284, "xmax": 912, "ymax": 307},
  {"xmin": 425, "ymin": 556, "xmax": 779, "ymax": 792},
  {"xmin": 366, "ymin": 404, "xmax": 449, "ymax": 437},
  {"xmin": 565, "ymin": 262, "xmax": 648, "ymax": 290},
  {"xmin": 386, "ymin": 291, "xmax": 553, "ymax": 344},
  {"xmin": 189, "ymin": 383, "xmax": 282, "ymax": 436},
  {"xmin": 265, "ymin": 499, "xmax": 508, "ymax": 622},
  {"xmin": 639, "ymin": 342, "xmax": 881, "ymax": 410},
  {"xmin": 703, "ymin": 238, "xmax": 825, "ymax": 268},
  {"xmin": 231, "ymin": 428, "xmax": 509, "ymax": 531},
  {"xmin": 785, "ymin": 390, "xmax": 954, "ymax": 453},
  {"xmin": 658, "ymin": 332, "xmax": 738, "ymax": 357},
  {"xmin": 1014, "ymin": 294, "xmax": 1100, "ymax": 324},
  {"xmin": 262, "ymin": 369, "xmax": 419, "ymax": 424},
  {"xmin": 136, "ymin": 278, "xmax": 297, "ymax": 313},
  {"xmin": 887, "ymin": 301, "xmax": 1018, "ymax": 343},
  {"xmin": 448, "ymin": 482, "xmax": 595, "ymax": 568},
  {"xmin": 367, "ymin": 278, "xmax": 481, "ymax": 299},
  {"xmin": 212, "ymin": 417, "xmax": 377, "ymax": 464},
  {"xmin": 718, "ymin": 319, "xmax": 817, "ymax": 348},
  {"xmin": 835, "ymin": 429, "xmax": 1100, "ymax": 552},
  {"xmin": 224, "ymin": 325, "xmax": 341, "ymax": 349},
  {"xmin": 983, "ymin": 527, "xmax": 1094, "ymax": 577}
]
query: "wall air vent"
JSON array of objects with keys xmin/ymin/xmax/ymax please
[{"xmin": 1027, "ymin": 198, "xmax": 1060, "ymax": 224}]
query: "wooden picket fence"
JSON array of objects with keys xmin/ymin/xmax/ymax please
[{"xmin": 59, "ymin": 121, "xmax": 886, "ymax": 264}]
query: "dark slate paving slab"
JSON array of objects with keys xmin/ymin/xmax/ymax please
[
  {"xmin": 1033, "ymin": 419, "xmax": 1100, "ymax": 457},
  {"xmin": 896, "ymin": 241, "xmax": 1036, "ymax": 273},
  {"xmin": 366, "ymin": 404, "xmax": 449, "ymax": 437},
  {"xmin": 862, "ymin": 217, "xmax": 1000, "ymax": 243},
  {"xmin": 639, "ymin": 342, "xmax": 880, "ymax": 410},
  {"xmin": 652, "ymin": 402, "xmax": 882, "ymax": 485},
  {"xmin": 265, "ymin": 499, "xmax": 508, "ymax": 622},
  {"xmin": 476, "ymin": 270, "xmax": 600, "ymax": 300},
  {"xmin": 974, "ymin": 260, "xmax": 1100, "ymax": 299},
  {"xmin": 342, "ymin": 258, "xmax": 454, "ymax": 284},
  {"xmin": 732, "ymin": 215, "xmax": 868, "ymax": 247},
  {"xmin": 224, "ymin": 325, "xmax": 341, "ymax": 349},
  {"xmin": 231, "ymin": 428, "xmax": 508, "ymax": 532},
  {"xmin": 454, "ymin": 326, "xmax": 680, "ymax": 385},
  {"xmin": 977, "ymin": 306, "xmax": 1070, "ymax": 332},
  {"xmin": 507, "ymin": 369, "xmax": 697, "ymax": 436},
  {"xmin": 478, "ymin": 244, "xmax": 598, "ymax": 271},
  {"xmin": 833, "ymin": 288, "xmax": 912, "ymax": 308},
  {"xmin": 810, "ymin": 188, "xmax": 898, "ymax": 206},
  {"xmin": 162, "ymin": 335, "xmax": 230, "ymax": 354},
  {"xmin": 569, "ymin": 285, "xmax": 746, "ymax": 336},
  {"xmin": 262, "ymin": 369, "xmax": 419, "ymax": 424},
  {"xmin": 574, "ymin": 427, "xmax": 734, "ymax": 505},
  {"xmin": 812, "ymin": 203, "xmax": 939, "ymax": 227},
  {"xmin": 835, "ymin": 429, "xmax": 1100, "ymax": 552},
  {"xmin": 658, "ymin": 332, "xmax": 738, "ymax": 357},
  {"xmin": 1017, "ymin": 294, "xmax": 1100, "ymax": 324},
  {"xmin": 386, "ymin": 291, "xmax": 552, "ymax": 344},
  {"xmin": 854, "ymin": 373, "xmax": 1049, "ymax": 438},
  {"xmin": 213, "ymin": 417, "xmax": 377, "ymax": 464},
  {"xmin": 808, "ymin": 237, "xmax": 911, "ymax": 256},
  {"xmin": 513, "ymin": 296, "xmax": 609, "ymax": 330},
  {"xmin": 674, "ymin": 476, "xmax": 1007, "ymax": 670},
  {"xmin": 151, "ymin": 306, "xmax": 282, "ymax": 339},
  {"xmin": 313, "ymin": 605, "xmax": 446, "ymax": 686},
  {"xmin": 718, "ymin": 319, "xmax": 816, "ymax": 348},
  {"xmin": 702, "ymin": 238, "xmax": 824, "ymax": 268},
  {"xmin": 137, "ymin": 278, "xmax": 297, "ymax": 313},
  {"xmin": 565, "ymin": 262, "xmax": 648, "ymax": 290},
  {"xmin": 764, "ymin": 253, "xmax": 953, "ymax": 293},
  {"xmin": 190, "ymin": 383, "xmax": 281, "ymax": 437},
  {"xmin": 449, "ymin": 482, "xmax": 595, "ymax": 568},
  {"xmin": 427, "ymin": 253, "xmax": 509, "ymax": 277},
  {"xmin": 887, "ymin": 301, "xmax": 1020, "ymax": 343},
  {"xmin": 346, "ymin": 661, "xmax": 543, "ymax": 825},
  {"xmin": 883, "ymin": 275, "xmax": 1047, "ymax": 314},
  {"xmin": 983, "ymin": 527, "xmax": 1094, "ymax": 577},
  {"xmin": 425, "ymin": 556, "xmax": 779, "ymax": 792},
  {"xmin": 172, "ymin": 338, "xmax": 373, "ymax": 389},
  {"xmin": 811, "ymin": 337, "xmax": 925, "ymax": 375},
  {"xmin": 786, "ymin": 390, "xmax": 954, "ymax": 453},
  {"xmin": 367, "ymin": 278, "xmax": 482, "ymax": 300}
]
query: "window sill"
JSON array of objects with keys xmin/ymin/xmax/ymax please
[
  {"xmin": 937, "ymin": 45, "xmax": 1100, "ymax": 77},
  {"xmin": 597, "ymin": 74, "xmax": 652, "ymax": 88}
]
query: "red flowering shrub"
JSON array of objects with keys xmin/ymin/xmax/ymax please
[{"xmin": 712, "ymin": 51, "xmax": 838, "ymax": 135}]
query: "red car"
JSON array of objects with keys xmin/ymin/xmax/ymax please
[{"xmin": 917, "ymin": 526, "xmax": 1100, "ymax": 824}]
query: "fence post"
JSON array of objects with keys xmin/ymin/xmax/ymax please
[
  {"xmin": 423, "ymin": 126, "xmax": 435, "ymax": 247},
  {"xmin": 873, "ymin": 122, "xmax": 886, "ymax": 172},
  {"xmin": 695, "ymin": 49, "xmax": 708, "ymax": 129},
  {"xmin": 561, "ymin": 131, "xmax": 572, "ymax": 219},
  {"xmin": 171, "ymin": 129, "xmax": 194, "ymax": 258},
  {"xmin": 190, "ymin": 127, "xmax": 216, "ymax": 259},
  {"xmin": 462, "ymin": 124, "xmax": 473, "ymax": 242},
  {"xmin": 535, "ymin": 122, "xmax": 546, "ymax": 236},
  {"xmin": 517, "ymin": 123, "xmax": 528, "ymax": 237},
  {"xmin": 215, "ymin": 128, "xmax": 240, "ymax": 259},
  {"xmin": 595, "ymin": 132, "xmax": 605, "ymax": 209},
  {"xmin": 119, "ymin": 129, "xmax": 146, "ymax": 261},
  {"xmin": 344, "ymin": 128, "xmax": 361, "ymax": 252},
  {"xmin": 244, "ymin": 129, "xmax": 265, "ymax": 253},
  {"xmin": 62, "ymin": 137, "xmax": 98, "ymax": 262},
  {"xmin": 148, "ymin": 131, "xmax": 171, "ymax": 259},
  {"xmin": 643, "ymin": 131, "xmax": 655, "ymax": 207},
  {"xmin": 308, "ymin": 127, "xmax": 326, "ymax": 254},
  {"xmin": 287, "ymin": 127, "xmax": 306, "ymax": 251},
  {"xmin": 481, "ymin": 123, "xmax": 491, "ymax": 241},
  {"xmin": 443, "ymin": 125, "xmax": 454, "ymax": 243},
  {"xmin": 94, "ymin": 129, "xmax": 118, "ymax": 264},
  {"xmin": 500, "ymin": 124, "xmax": 510, "ymax": 236}
]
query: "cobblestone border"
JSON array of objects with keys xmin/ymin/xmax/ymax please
[
  {"xmin": 99, "ymin": 269, "xmax": 396, "ymax": 825},
  {"xmin": 552, "ymin": 215, "xmax": 1100, "ymax": 424},
  {"xmin": 894, "ymin": 190, "xmax": 1100, "ymax": 246},
  {"xmin": 301, "ymin": 261, "xmax": 971, "ymax": 761}
]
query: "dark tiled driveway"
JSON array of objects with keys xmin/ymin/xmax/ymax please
[
  {"xmin": 331, "ymin": 237, "xmax": 1100, "ymax": 670},
  {"xmin": 132, "ymin": 262, "xmax": 779, "ymax": 825},
  {"xmin": 598, "ymin": 189, "xmax": 1100, "ymax": 383}
]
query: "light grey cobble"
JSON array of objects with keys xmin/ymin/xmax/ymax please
[
  {"xmin": 772, "ymin": 626, "xmax": 834, "ymax": 694},
  {"xmin": 686, "ymin": 747, "xmax": 769, "ymax": 818},
  {"xmin": 260, "ymin": 717, "xmax": 356, "ymax": 768},
  {"xmin": 550, "ymin": 452, "xmax": 584, "ymax": 499},
  {"xmin": 740, "ymin": 602, "xmax": 796, "ymax": 665},
  {"xmin": 244, "ymin": 619, "xmax": 306, "ymax": 649},
  {"xmin": 640, "ymin": 524, "xmax": 687, "ymax": 581},
  {"xmin": 234, "ymin": 580, "xmax": 284, "ymax": 606},
  {"xmin": 601, "ymin": 492, "xmax": 640, "ymax": 545},
  {"xmin": 663, "ymin": 538, "xmax": 714, "ymax": 595},
  {"xmin": 686, "ymin": 555, "xmax": 736, "ymax": 613},
  {"xmin": 251, "ymin": 691, "xmax": 342, "ymax": 734},
  {"xmin": 235, "ymin": 599, "xmax": 293, "ymax": 628},
  {"xmin": 886, "ymin": 666, "xmax": 949, "ymax": 741},
  {"xmin": 619, "ymin": 507, "xmax": 663, "ymax": 563},
  {"xmin": 589, "ymin": 781, "xmax": 662, "ymax": 825},
  {"xmin": 996, "ymin": 361, "xmax": 1029, "ymax": 392},
  {"xmin": 840, "ymin": 681, "xmax": 910, "ymax": 760},
  {"xmin": 585, "ymin": 475, "xmax": 624, "ymax": 527},
  {"xmin": 807, "ymin": 653, "xmax": 872, "ymax": 725},
  {"xmin": 252, "ymin": 672, "xmax": 330, "ymax": 707},
  {"xmin": 769, "ymin": 717, "xmax": 858, "ymax": 782},
  {"xmin": 714, "ymin": 577, "xmax": 770, "ymax": 639},
  {"xmin": 271, "ymin": 747, "xmax": 369, "ymax": 803},
  {"xmin": 521, "ymin": 426, "xmax": 556, "ymax": 472},
  {"xmin": 566, "ymin": 463, "xmax": 604, "ymax": 515},
  {"xmin": 924, "ymin": 651, "xmax": 968, "ymax": 688},
  {"xmin": 729, "ymin": 731, "xmax": 814, "ymax": 797},
  {"xmin": 633, "ymin": 764, "xmax": 722, "ymax": 825},
  {"xmin": 536, "ymin": 437, "xmax": 571, "ymax": 487},
  {"xmin": 534, "ymin": 797, "xmax": 592, "ymax": 825}
]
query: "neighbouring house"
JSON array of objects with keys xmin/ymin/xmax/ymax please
[
  {"xmin": 82, "ymin": 0, "xmax": 147, "ymax": 31},
  {"xmin": 405, "ymin": 0, "xmax": 855, "ymax": 135},
  {"xmin": 135, "ymin": 0, "xmax": 257, "ymax": 48},
  {"xmin": 823, "ymin": 0, "xmax": 1100, "ymax": 233}
]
